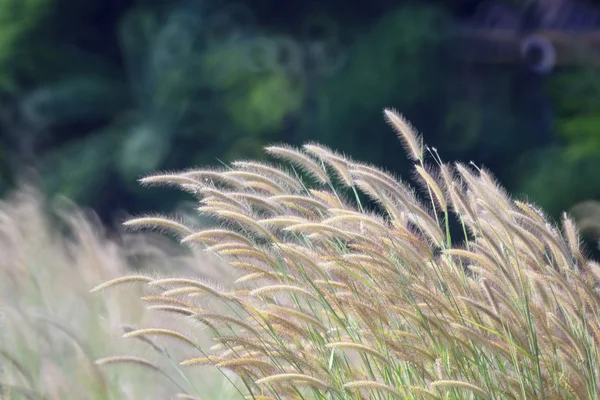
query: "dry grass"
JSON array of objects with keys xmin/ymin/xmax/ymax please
[
  {"xmin": 0, "ymin": 187, "xmax": 239, "ymax": 399},
  {"xmin": 94, "ymin": 108, "xmax": 599, "ymax": 399}
]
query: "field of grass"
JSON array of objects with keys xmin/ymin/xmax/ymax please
[
  {"xmin": 2, "ymin": 109, "xmax": 600, "ymax": 399},
  {"xmin": 0, "ymin": 187, "xmax": 239, "ymax": 399}
]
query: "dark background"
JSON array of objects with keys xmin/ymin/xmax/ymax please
[{"xmin": 2, "ymin": 0, "xmax": 600, "ymax": 244}]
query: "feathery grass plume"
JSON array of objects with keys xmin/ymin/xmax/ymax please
[
  {"xmin": 95, "ymin": 355, "xmax": 161, "ymax": 370},
  {"xmin": 232, "ymin": 161, "xmax": 305, "ymax": 192},
  {"xmin": 270, "ymin": 194, "xmax": 329, "ymax": 211},
  {"xmin": 96, "ymin": 108, "xmax": 600, "ymax": 399},
  {"xmin": 415, "ymin": 164, "xmax": 447, "ymax": 212},
  {"xmin": 182, "ymin": 228, "xmax": 254, "ymax": 246},
  {"xmin": 139, "ymin": 172, "xmax": 204, "ymax": 189},
  {"xmin": 89, "ymin": 275, "xmax": 154, "ymax": 293},
  {"xmin": 254, "ymin": 373, "xmax": 334, "ymax": 390},
  {"xmin": 198, "ymin": 187, "xmax": 251, "ymax": 213},
  {"xmin": 183, "ymin": 169, "xmax": 248, "ymax": 189},
  {"xmin": 303, "ymin": 143, "xmax": 354, "ymax": 186},
  {"xmin": 264, "ymin": 144, "xmax": 329, "ymax": 184},
  {"xmin": 123, "ymin": 215, "xmax": 194, "ymax": 238},
  {"xmin": 343, "ymin": 380, "xmax": 404, "ymax": 398},
  {"xmin": 149, "ymin": 278, "xmax": 231, "ymax": 300},
  {"xmin": 431, "ymin": 380, "xmax": 489, "ymax": 398},
  {"xmin": 122, "ymin": 328, "xmax": 198, "ymax": 348},
  {"xmin": 383, "ymin": 108, "xmax": 423, "ymax": 161}
]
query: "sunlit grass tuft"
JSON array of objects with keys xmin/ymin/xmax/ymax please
[{"xmin": 98, "ymin": 108, "xmax": 600, "ymax": 399}]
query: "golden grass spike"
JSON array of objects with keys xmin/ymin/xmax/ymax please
[
  {"xmin": 268, "ymin": 304, "xmax": 326, "ymax": 331},
  {"xmin": 303, "ymin": 143, "xmax": 353, "ymax": 186},
  {"xmin": 415, "ymin": 164, "xmax": 447, "ymax": 212},
  {"xmin": 325, "ymin": 342, "xmax": 391, "ymax": 365},
  {"xmin": 314, "ymin": 279, "xmax": 349, "ymax": 290},
  {"xmin": 181, "ymin": 228, "xmax": 254, "ymax": 246},
  {"xmin": 351, "ymin": 169, "xmax": 411, "ymax": 207},
  {"xmin": 183, "ymin": 169, "xmax": 247, "ymax": 189},
  {"xmin": 255, "ymin": 373, "xmax": 333, "ymax": 390},
  {"xmin": 199, "ymin": 187, "xmax": 249, "ymax": 211},
  {"xmin": 405, "ymin": 209, "xmax": 445, "ymax": 247},
  {"xmin": 213, "ymin": 210, "xmax": 274, "ymax": 239},
  {"xmin": 351, "ymin": 162, "xmax": 404, "ymax": 189},
  {"xmin": 193, "ymin": 312, "xmax": 261, "ymax": 336},
  {"xmin": 140, "ymin": 295, "xmax": 194, "ymax": 308},
  {"xmin": 265, "ymin": 144, "xmax": 329, "ymax": 184},
  {"xmin": 270, "ymin": 195, "xmax": 328, "ymax": 210},
  {"xmin": 123, "ymin": 328, "xmax": 198, "ymax": 348},
  {"xmin": 230, "ymin": 192, "xmax": 283, "ymax": 214},
  {"xmin": 204, "ymin": 242, "xmax": 254, "ymax": 253},
  {"xmin": 403, "ymin": 386, "xmax": 439, "ymax": 399},
  {"xmin": 430, "ymin": 380, "xmax": 489, "ymax": 398},
  {"xmin": 215, "ymin": 358, "xmax": 276, "ymax": 375},
  {"xmin": 343, "ymin": 380, "xmax": 404, "ymax": 399},
  {"xmin": 235, "ymin": 272, "xmax": 266, "ymax": 283},
  {"xmin": 229, "ymin": 261, "xmax": 301, "ymax": 284},
  {"xmin": 273, "ymin": 243, "xmax": 329, "ymax": 280},
  {"xmin": 309, "ymin": 189, "xmax": 345, "ymax": 208},
  {"xmin": 180, "ymin": 356, "xmax": 223, "ymax": 366},
  {"xmin": 258, "ymin": 216, "xmax": 306, "ymax": 229},
  {"xmin": 250, "ymin": 284, "xmax": 318, "ymax": 301},
  {"xmin": 89, "ymin": 275, "xmax": 152, "ymax": 292},
  {"xmin": 147, "ymin": 305, "xmax": 197, "ymax": 316},
  {"xmin": 161, "ymin": 286, "xmax": 204, "ymax": 296},
  {"xmin": 119, "ymin": 324, "xmax": 165, "ymax": 354},
  {"xmin": 283, "ymin": 223, "xmax": 353, "ymax": 241},
  {"xmin": 232, "ymin": 160, "xmax": 304, "ymax": 191},
  {"xmin": 445, "ymin": 249, "xmax": 500, "ymax": 274},
  {"xmin": 149, "ymin": 278, "xmax": 228, "ymax": 299},
  {"xmin": 139, "ymin": 173, "xmax": 203, "ymax": 188},
  {"xmin": 218, "ymin": 248, "xmax": 272, "ymax": 263},
  {"xmin": 383, "ymin": 108, "xmax": 423, "ymax": 162},
  {"xmin": 562, "ymin": 212, "xmax": 583, "ymax": 260},
  {"xmin": 547, "ymin": 313, "xmax": 587, "ymax": 360},
  {"xmin": 224, "ymin": 170, "xmax": 284, "ymax": 189},
  {"xmin": 323, "ymin": 213, "xmax": 388, "ymax": 235},
  {"xmin": 514, "ymin": 200, "xmax": 546, "ymax": 224},
  {"xmin": 95, "ymin": 355, "xmax": 160, "ymax": 370},
  {"xmin": 123, "ymin": 216, "xmax": 193, "ymax": 237}
]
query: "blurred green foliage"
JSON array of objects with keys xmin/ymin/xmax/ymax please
[
  {"xmin": 0, "ymin": 0, "xmax": 51, "ymax": 89},
  {"xmin": 514, "ymin": 67, "xmax": 600, "ymax": 217},
  {"xmin": 1, "ymin": 0, "xmax": 600, "ymax": 224},
  {"xmin": 551, "ymin": 70, "xmax": 600, "ymax": 160},
  {"xmin": 309, "ymin": 4, "xmax": 449, "ymax": 164}
]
